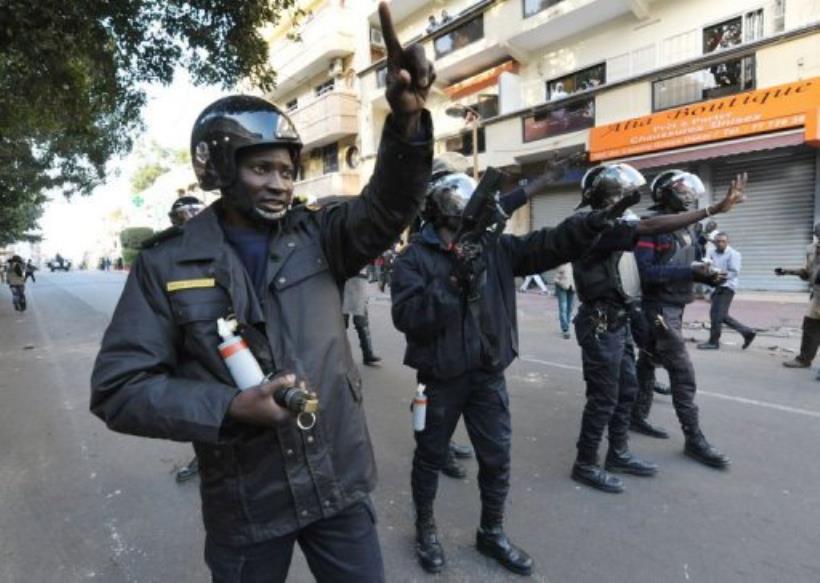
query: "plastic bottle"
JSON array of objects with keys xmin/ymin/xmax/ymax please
[
  {"xmin": 217, "ymin": 318, "xmax": 265, "ymax": 390},
  {"xmin": 413, "ymin": 384, "xmax": 428, "ymax": 432}
]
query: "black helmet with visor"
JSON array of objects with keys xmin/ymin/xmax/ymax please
[
  {"xmin": 576, "ymin": 163, "xmax": 646, "ymax": 210},
  {"xmin": 190, "ymin": 95, "xmax": 302, "ymax": 192},
  {"xmin": 649, "ymin": 170, "xmax": 705, "ymax": 212}
]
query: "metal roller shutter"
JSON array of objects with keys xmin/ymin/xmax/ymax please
[
  {"xmin": 710, "ymin": 148, "xmax": 815, "ymax": 291},
  {"xmin": 530, "ymin": 188, "xmax": 581, "ymax": 284},
  {"xmin": 531, "ymin": 187, "xmax": 581, "ymax": 229}
]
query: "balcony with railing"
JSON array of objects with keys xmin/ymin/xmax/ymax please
[
  {"xmin": 289, "ymin": 91, "xmax": 360, "ymax": 152},
  {"xmin": 267, "ymin": 4, "xmax": 357, "ymax": 99},
  {"xmin": 504, "ymin": 0, "xmax": 650, "ymax": 54}
]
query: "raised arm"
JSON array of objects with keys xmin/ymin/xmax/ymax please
[
  {"xmin": 319, "ymin": 2, "xmax": 435, "ymax": 279},
  {"xmin": 637, "ymin": 172, "xmax": 747, "ymax": 236}
]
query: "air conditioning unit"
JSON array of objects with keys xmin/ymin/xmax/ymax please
[
  {"xmin": 370, "ymin": 27, "xmax": 385, "ymax": 49},
  {"xmin": 329, "ymin": 57, "xmax": 345, "ymax": 78}
]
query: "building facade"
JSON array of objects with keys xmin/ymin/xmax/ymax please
[{"xmin": 266, "ymin": 0, "xmax": 820, "ymax": 290}]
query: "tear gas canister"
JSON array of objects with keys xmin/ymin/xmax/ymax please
[
  {"xmin": 413, "ymin": 384, "xmax": 428, "ymax": 432},
  {"xmin": 217, "ymin": 318, "xmax": 265, "ymax": 390}
]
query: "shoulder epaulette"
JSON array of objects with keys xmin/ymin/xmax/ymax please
[{"xmin": 140, "ymin": 225, "xmax": 183, "ymax": 250}]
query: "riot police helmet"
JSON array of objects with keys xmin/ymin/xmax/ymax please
[
  {"xmin": 190, "ymin": 95, "xmax": 302, "ymax": 192},
  {"xmin": 169, "ymin": 195, "xmax": 205, "ymax": 226},
  {"xmin": 576, "ymin": 163, "xmax": 646, "ymax": 210},
  {"xmin": 649, "ymin": 169, "xmax": 705, "ymax": 212}
]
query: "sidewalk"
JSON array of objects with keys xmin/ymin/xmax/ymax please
[{"xmin": 516, "ymin": 289, "xmax": 809, "ymax": 354}]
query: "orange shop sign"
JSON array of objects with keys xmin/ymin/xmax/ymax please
[{"xmin": 589, "ymin": 77, "xmax": 820, "ymax": 161}]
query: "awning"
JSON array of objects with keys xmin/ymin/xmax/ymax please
[
  {"xmin": 612, "ymin": 129, "xmax": 806, "ymax": 170},
  {"xmin": 442, "ymin": 60, "xmax": 519, "ymax": 100}
]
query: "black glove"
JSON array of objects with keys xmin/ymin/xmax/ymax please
[
  {"xmin": 451, "ymin": 241, "xmax": 486, "ymax": 299},
  {"xmin": 586, "ymin": 191, "xmax": 642, "ymax": 231},
  {"xmin": 691, "ymin": 262, "xmax": 727, "ymax": 286}
]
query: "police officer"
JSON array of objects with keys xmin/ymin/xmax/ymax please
[
  {"xmin": 343, "ymin": 269, "xmax": 382, "ymax": 366},
  {"xmin": 633, "ymin": 169, "xmax": 747, "ymax": 468},
  {"xmin": 569, "ymin": 164, "xmax": 745, "ymax": 493},
  {"xmin": 775, "ymin": 222, "xmax": 820, "ymax": 371},
  {"xmin": 90, "ymin": 5, "xmax": 434, "ymax": 580},
  {"xmin": 142, "ymin": 196, "xmax": 207, "ymax": 484},
  {"xmin": 391, "ymin": 159, "xmax": 632, "ymax": 575}
]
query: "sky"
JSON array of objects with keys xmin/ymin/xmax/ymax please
[{"xmin": 37, "ymin": 71, "xmax": 225, "ymax": 260}]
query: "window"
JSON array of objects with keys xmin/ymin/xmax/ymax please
[
  {"xmin": 652, "ymin": 56, "xmax": 755, "ymax": 111},
  {"xmin": 285, "ymin": 99, "xmax": 298, "ymax": 112},
  {"xmin": 376, "ymin": 64, "xmax": 387, "ymax": 89},
  {"xmin": 546, "ymin": 64, "xmax": 605, "ymax": 101},
  {"xmin": 445, "ymin": 127, "xmax": 486, "ymax": 155},
  {"xmin": 433, "ymin": 15, "xmax": 483, "ymax": 59},
  {"xmin": 523, "ymin": 98, "xmax": 595, "ymax": 142},
  {"xmin": 322, "ymin": 143, "xmax": 339, "ymax": 175},
  {"xmin": 703, "ymin": 10, "xmax": 764, "ymax": 54},
  {"xmin": 703, "ymin": 17, "xmax": 743, "ymax": 53},
  {"xmin": 314, "ymin": 79, "xmax": 335, "ymax": 97},
  {"xmin": 523, "ymin": 0, "xmax": 564, "ymax": 18}
]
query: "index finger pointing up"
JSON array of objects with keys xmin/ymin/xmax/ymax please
[{"xmin": 378, "ymin": 2, "xmax": 403, "ymax": 68}]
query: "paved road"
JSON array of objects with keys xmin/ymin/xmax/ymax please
[{"xmin": 1, "ymin": 271, "xmax": 819, "ymax": 582}]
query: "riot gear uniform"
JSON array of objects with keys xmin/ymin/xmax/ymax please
[
  {"xmin": 392, "ymin": 159, "xmax": 619, "ymax": 574},
  {"xmin": 634, "ymin": 170, "xmax": 731, "ymax": 469},
  {"xmin": 569, "ymin": 164, "xmax": 658, "ymax": 494}
]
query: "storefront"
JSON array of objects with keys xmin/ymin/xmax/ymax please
[{"xmin": 588, "ymin": 77, "xmax": 820, "ymax": 291}]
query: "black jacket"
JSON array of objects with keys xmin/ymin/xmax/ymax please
[
  {"xmin": 391, "ymin": 217, "xmax": 601, "ymax": 380},
  {"xmin": 90, "ymin": 113, "xmax": 433, "ymax": 546}
]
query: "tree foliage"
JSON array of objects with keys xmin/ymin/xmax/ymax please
[{"xmin": 0, "ymin": 0, "xmax": 300, "ymax": 246}]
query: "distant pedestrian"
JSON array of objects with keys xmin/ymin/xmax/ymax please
[
  {"xmin": 24, "ymin": 260, "xmax": 37, "ymax": 283},
  {"xmin": 775, "ymin": 222, "xmax": 820, "ymax": 369},
  {"xmin": 519, "ymin": 273, "xmax": 548, "ymax": 293},
  {"xmin": 553, "ymin": 263, "xmax": 574, "ymax": 339},
  {"xmin": 426, "ymin": 14, "xmax": 438, "ymax": 33},
  {"xmin": 344, "ymin": 269, "xmax": 382, "ymax": 366},
  {"xmin": 697, "ymin": 232, "xmax": 756, "ymax": 350},
  {"xmin": 7, "ymin": 255, "xmax": 26, "ymax": 311}
]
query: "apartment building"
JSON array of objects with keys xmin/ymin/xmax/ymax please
[{"xmin": 267, "ymin": 0, "xmax": 820, "ymax": 290}]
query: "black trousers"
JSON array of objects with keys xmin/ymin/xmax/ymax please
[
  {"xmin": 204, "ymin": 500, "xmax": 383, "ymax": 583},
  {"xmin": 413, "ymin": 370, "xmax": 511, "ymax": 517},
  {"xmin": 709, "ymin": 287, "xmax": 753, "ymax": 343},
  {"xmin": 634, "ymin": 304, "xmax": 699, "ymax": 431},
  {"xmin": 574, "ymin": 307, "xmax": 638, "ymax": 460},
  {"xmin": 797, "ymin": 316, "xmax": 820, "ymax": 364}
]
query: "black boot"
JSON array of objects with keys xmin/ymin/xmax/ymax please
[
  {"xmin": 605, "ymin": 440, "xmax": 658, "ymax": 476},
  {"xmin": 175, "ymin": 456, "xmax": 199, "ymax": 483},
  {"xmin": 631, "ymin": 384, "xmax": 669, "ymax": 438},
  {"xmin": 415, "ymin": 504, "xmax": 446, "ymax": 574},
  {"xmin": 449, "ymin": 441, "xmax": 474, "ymax": 459},
  {"xmin": 653, "ymin": 382, "xmax": 671, "ymax": 396},
  {"xmin": 630, "ymin": 417, "xmax": 670, "ymax": 439},
  {"xmin": 355, "ymin": 321, "xmax": 382, "ymax": 366},
  {"xmin": 571, "ymin": 452, "xmax": 624, "ymax": 493},
  {"xmin": 476, "ymin": 510, "xmax": 534, "ymax": 576},
  {"xmin": 441, "ymin": 451, "xmax": 467, "ymax": 479},
  {"xmin": 684, "ymin": 429, "xmax": 731, "ymax": 469}
]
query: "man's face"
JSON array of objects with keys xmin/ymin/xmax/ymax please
[
  {"xmin": 715, "ymin": 235, "xmax": 729, "ymax": 252},
  {"xmin": 225, "ymin": 146, "xmax": 295, "ymax": 224}
]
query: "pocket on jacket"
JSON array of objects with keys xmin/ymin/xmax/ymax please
[{"xmin": 271, "ymin": 243, "xmax": 329, "ymax": 291}]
